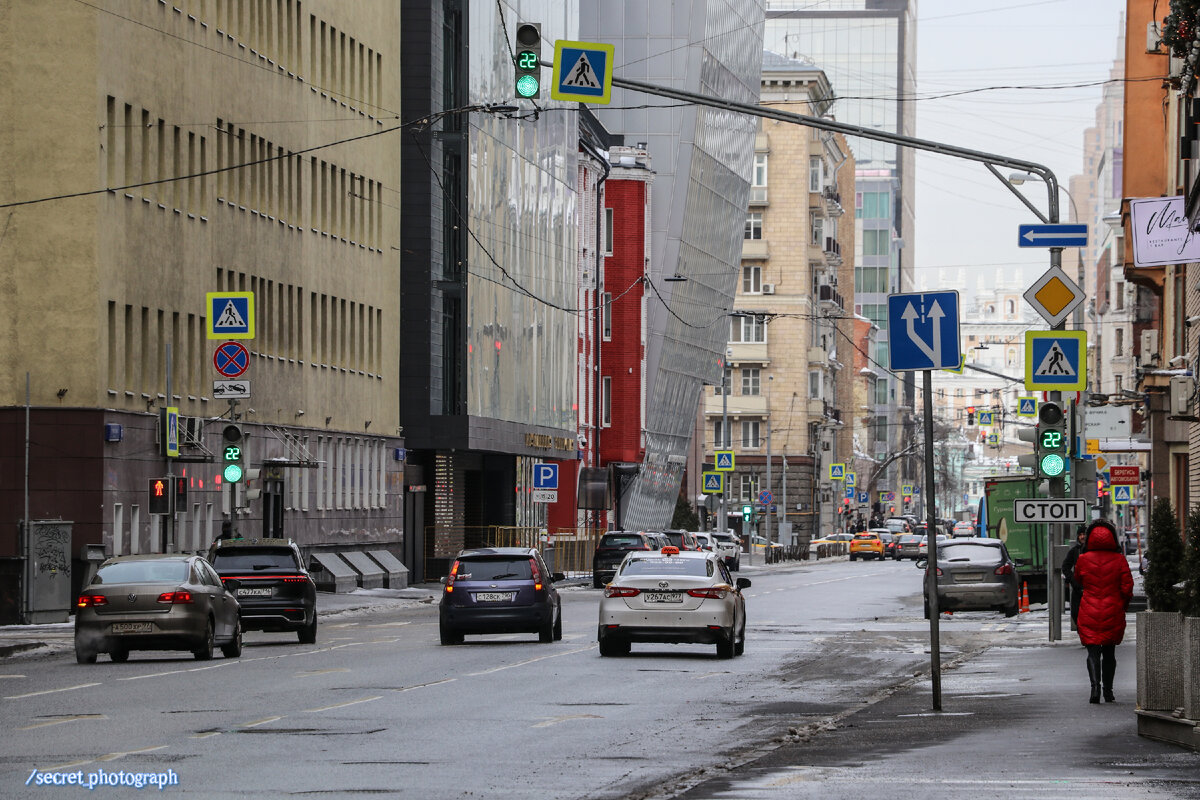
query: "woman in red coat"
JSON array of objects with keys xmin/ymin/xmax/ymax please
[{"xmin": 1072, "ymin": 519, "xmax": 1134, "ymax": 703}]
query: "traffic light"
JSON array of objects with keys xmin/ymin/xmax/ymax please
[
  {"xmin": 513, "ymin": 22, "xmax": 542, "ymax": 99},
  {"xmin": 1036, "ymin": 401, "xmax": 1067, "ymax": 479},
  {"xmin": 967, "ymin": 406, "xmax": 975, "ymax": 425},
  {"xmin": 174, "ymin": 476, "xmax": 188, "ymax": 507},
  {"xmin": 148, "ymin": 477, "xmax": 171, "ymax": 515},
  {"xmin": 1017, "ymin": 423, "xmax": 1039, "ymax": 470},
  {"xmin": 243, "ymin": 468, "xmax": 262, "ymax": 502},
  {"xmin": 222, "ymin": 423, "xmax": 245, "ymax": 483}
]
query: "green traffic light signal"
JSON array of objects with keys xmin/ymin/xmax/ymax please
[
  {"xmin": 1039, "ymin": 453, "xmax": 1065, "ymax": 477},
  {"xmin": 223, "ymin": 463, "xmax": 244, "ymax": 483},
  {"xmin": 513, "ymin": 23, "xmax": 541, "ymax": 99}
]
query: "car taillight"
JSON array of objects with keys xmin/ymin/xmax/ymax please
[
  {"xmin": 76, "ymin": 594, "xmax": 107, "ymax": 608},
  {"xmin": 157, "ymin": 591, "xmax": 194, "ymax": 604},
  {"xmin": 530, "ymin": 558, "xmax": 543, "ymax": 591},
  {"xmin": 604, "ymin": 586, "xmax": 640, "ymax": 598},
  {"xmin": 994, "ymin": 563, "xmax": 1014, "ymax": 576},
  {"xmin": 687, "ymin": 587, "xmax": 728, "ymax": 599},
  {"xmin": 446, "ymin": 560, "xmax": 461, "ymax": 593}
]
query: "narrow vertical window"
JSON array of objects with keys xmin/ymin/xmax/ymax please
[
  {"xmin": 602, "ymin": 377, "xmax": 612, "ymax": 426},
  {"xmin": 602, "ymin": 292, "xmax": 612, "ymax": 340},
  {"xmin": 604, "ymin": 207, "xmax": 614, "ymax": 254}
]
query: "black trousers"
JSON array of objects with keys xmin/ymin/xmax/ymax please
[{"xmin": 1085, "ymin": 644, "xmax": 1116, "ymax": 689}]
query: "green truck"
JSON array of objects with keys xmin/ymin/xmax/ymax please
[{"xmin": 982, "ymin": 475, "xmax": 1049, "ymax": 603}]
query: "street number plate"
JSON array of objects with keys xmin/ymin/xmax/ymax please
[
  {"xmin": 643, "ymin": 592, "xmax": 683, "ymax": 604},
  {"xmin": 475, "ymin": 592, "xmax": 514, "ymax": 603},
  {"xmin": 111, "ymin": 622, "xmax": 152, "ymax": 634},
  {"xmin": 238, "ymin": 587, "xmax": 272, "ymax": 597}
]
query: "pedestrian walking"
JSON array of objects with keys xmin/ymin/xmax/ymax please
[
  {"xmin": 1072, "ymin": 518, "xmax": 1133, "ymax": 704},
  {"xmin": 1061, "ymin": 525, "xmax": 1087, "ymax": 628}
]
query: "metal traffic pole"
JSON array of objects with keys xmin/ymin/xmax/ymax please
[{"xmin": 923, "ymin": 368, "xmax": 942, "ymax": 711}]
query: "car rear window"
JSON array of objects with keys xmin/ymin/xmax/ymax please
[
  {"xmin": 711, "ymin": 533, "xmax": 735, "ymax": 544},
  {"xmin": 940, "ymin": 544, "xmax": 1002, "ymax": 564},
  {"xmin": 899, "ymin": 535, "xmax": 921, "ymax": 544},
  {"xmin": 621, "ymin": 557, "xmax": 713, "ymax": 577},
  {"xmin": 662, "ymin": 532, "xmax": 688, "ymax": 546},
  {"xmin": 853, "ymin": 534, "xmax": 878, "ymax": 540},
  {"xmin": 94, "ymin": 560, "xmax": 190, "ymax": 584},
  {"xmin": 210, "ymin": 547, "xmax": 299, "ymax": 571},
  {"xmin": 600, "ymin": 534, "xmax": 644, "ymax": 548},
  {"xmin": 455, "ymin": 558, "xmax": 533, "ymax": 581}
]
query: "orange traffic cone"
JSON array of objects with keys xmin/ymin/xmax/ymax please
[{"xmin": 1019, "ymin": 582, "xmax": 1030, "ymax": 613}]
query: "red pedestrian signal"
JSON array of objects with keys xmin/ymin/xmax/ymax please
[{"xmin": 148, "ymin": 478, "xmax": 171, "ymax": 515}]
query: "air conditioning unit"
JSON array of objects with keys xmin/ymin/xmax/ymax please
[
  {"xmin": 1171, "ymin": 375, "xmax": 1195, "ymax": 416},
  {"xmin": 761, "ymin": 284, "xmax": 775, "ymax": 295},
  {"xmin": 1141, "ymin": 329, "xmax": 1159, "ymax": 362}
]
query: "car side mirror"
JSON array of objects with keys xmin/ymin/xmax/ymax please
[
  {"xmin": 551, "ymin": 572, "xmax": 565, "ymax": 583},
  {"xmin": 736, "ymin": 578, "xmax": 751, "ymax": 590},
  {"xmin": 223, "ymin": 578, "xmax": 241, "ymax": 593},
  {"xmin": 915, "ymin": 559, "xmax": 927, "ymax": 570}
]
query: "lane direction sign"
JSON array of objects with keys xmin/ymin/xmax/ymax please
[
  {"xmin": 887, "ymin": 291, "xmax": 961, "ymax": 371},
  {"xmin": 1014, "ymin": 498, "xmax": 1087, "ymax": 523},
  {"xmin": 213, "ymin": 341, "xmax": 250, "ymax": 378},
  {"xmin": 551, "ymin": 40, "xmax": 614, "ymax": 103},
  {"xmin": 1018, "ymin": 223, "xmax": 1088, "ymax": 248},
  {"xmin": 1025, "ymin": 330, "xmax": 1087, "ymax": 391},
  {"xmin": 1024, "ymin": 265, "xmax": 1085, "ymax": 326}
]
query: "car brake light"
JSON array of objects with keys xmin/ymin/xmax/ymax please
[
  {"xmin": 76, "ymin": 594, "xmax": 107, "ymax": 608},
  {"xmin": 530, "ymin": 558, "xmax": 543, "ymax": 591},
  {"xmin": 157, "ymin": 590, "xmax": 194, "ymax": 604},
  {"xmin": 687, "ymin": 587, "xmax": 728, "ymax": 599},
  {"xmin": 604, "ymin": 586, "xmax": 640, "ymax": 598},
  {"xmin": 446, "ymin": 560, "xmax": 461, "ymax": 592},
  {"xmin": 994, "ymin": 563, "xmax": 1014, "ymax": 576}
]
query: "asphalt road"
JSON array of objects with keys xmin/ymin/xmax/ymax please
[{"xmin": 1, "ymin": 556, "xmax": 1196, "ymax": 799}]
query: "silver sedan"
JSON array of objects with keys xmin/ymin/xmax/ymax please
[{"xmin": 596, "ymin": 547, "xmax": 749, "ymax": 658}]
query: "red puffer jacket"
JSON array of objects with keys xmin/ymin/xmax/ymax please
[{"xmin": 1073, "ymin": 525, "xmax": 1133, "ymax": 646}]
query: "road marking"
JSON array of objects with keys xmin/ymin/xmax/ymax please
[
  {"xmin": 0, "ymin": 674, "xmax": 27, "ymax": 679},
  {"xmin": 191, "ymin": 731, "xmax": 221, "ymax": 739},
  {"xmin": 691, "ymin": 671, "xmax": 729, "ymax": 680},
  {"xmin": 48, "ymin": 745, "xmax": 168, "ymax": 771},
  {"xmin": 326, "ymin": 622, "xmax": 360, "ymax": 628},
  {"xmin": 366, "ymin": 621, "xmax": 412, "ymax": 628},
  {"xmin": 465, "ymin": 645, "xmax": 595, "ymax": 677},
  {"xmin": 5, "ymin": 682, "xmax": 101, "ymax": 699},
  {"xmin": 240, "ymin": 715, "xmax": 284, "ymax": 728},
  {"xmin": 532, "ymin": 714, "xmax": 602, "ymax": 728},
  {"xmin": 394, "ymin": 678, "xmax": 456, "ymax": 693},
  {"xmin": 303, "ymin": 695, "xmax": 382, "ymax": 713},
  {"xmin": 897, "ymin": 711, "xmax": 975, "ymax": 717},
  {"xmin": 19, "ymin": 714, "xmax": 106, "ymax": 731},
  {"xmin": 296, "ymin": 668, "xmax": 350, "ymax": 678}
]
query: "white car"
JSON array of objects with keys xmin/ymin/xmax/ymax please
[
  {"xmin": 597, "ymin": 547, "xmax": 749, "ymax": 658},
  {"xmin": 706, "ymin": 531, "xmax": 742, "ymax": 570}
]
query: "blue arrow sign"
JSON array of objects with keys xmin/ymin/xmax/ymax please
[
  {"xmin": 1018, "ymin": 223, "xmax": 1087, "ymax": 248},
  {"xmin": 887, "ymin": 291, "xmax": 961, "ymax": 371}
]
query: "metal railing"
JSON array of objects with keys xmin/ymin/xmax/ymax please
[{"xmin": 423, "ymin": 525, "xmax": 605, "ymax": 581}]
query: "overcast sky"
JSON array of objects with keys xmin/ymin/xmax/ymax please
[{"xmin": 912, "ymin": 0, "xmax": 1127, "ymax": 301}]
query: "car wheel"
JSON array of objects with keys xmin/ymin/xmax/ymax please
[
  {"xmin": 1004, "ymin": 600, "xmax": 1019, "ymax": 618},
  {"xmin": 734, "ymin": 623, "xmax": 746, "ymax": 656},
  {"xmin": 538, "ymin": 612, "xmax": 555, "ymax": 643},
  {"xmin": 221, "ymin": 620, "xmax": 243, "ymax": 658},
  {"xmin": 298, "ymin": 613, "xmax": 318, "ymax": 644},
  {"xmin": 598, "ymin": 633, "xmax": 628, "ymax": 657},
  {"xmin": 849, "ymin": 553, "xmax": 857, "ymax": 561},
  {"xmin": 75, "ymin": 641, "xmax": 97, "ymax": 665},
  {"xmin": 439, "ymin": 618, "xmax": 463, "ymax": 646},
  {"xmin": 592, "ymin": 575, "xmax": 603, "ymax": 589},
  {"xmin": 109, "ymin": 646, "xmax": 129, "ymax": 663},
  {"xmin": 193, "ymin": 620, "xmax": 214, "ymax": 661},
  {"xmin": 553, "ymin": 605, "xmax": 563, "ymax": 641},
  {"xmin": 716, "ymin": 629, "xmax": 735, "ymax": 659},
  {"xmin": 923, "ymin": 602, "xmax": 930, "ymax": 620},
  {"xmin": 732, "ymin": 558, "xmax": 740, "ymax": 571}
]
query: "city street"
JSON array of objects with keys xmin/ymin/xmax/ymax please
[{"xmin": 2, "ymin": 557, "xmax": 1198, "ymax": 798}]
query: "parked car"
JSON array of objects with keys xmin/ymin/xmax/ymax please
[
  {"xmin": 917, "ymin": 534, "xmax": 949, "ymax": 558},
  {"xmin": 896, "ymin": 534, "xmax": 924, "ymax": 560},
  {"xmin": 952, "ymin": 521, "xmax": 976, "ymax": 537},
  {"xmin": 597, "ymin": 546, "xmax": 749, "ymax": 658},
  {"xmin": 593, "ymin": 531, "xmax": 654, "ymax": 588},
  {"xmin": 439, "ymin": 547, "xmax": 563, "ymax": 644},
  {"xmin": 692, "ymin": 532, "xmax": 716, "ymax": 552},
  {"xmin": 662, "ymin": 530, "xmax": 701, "ymax": 551},
  {"xmin": 918, "ymin": 538, "xmax": 1020, "ymax": 618},
  {"xmin": 849, "ymin": 532, "xmax": 886, "ymax": 561},
  {"xmin": 873, "ymin": 529, "xmax": 898, "ymax": 558},
  {"xmin": 207, "ymin": 537, "xmax": 318, "ymax": 644},
  {"xmin": 708, "ymin": 531, "xmax": 742, "ymax": 571},
  {"xmin": 74, "ymin": 554, "xmax": 243, "ymax": 664},
  {"xmin": 644, "ymin": 531, "xmax": 671, "ymax": 551}
]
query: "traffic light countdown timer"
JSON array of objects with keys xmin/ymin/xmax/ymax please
[
  {"xmin": 222, "ymin": 424, "xmax": 245, "ymax": 483},
  {"xmin": 513, "ymin": 22, "xmax": 541, "ymax": 99}
]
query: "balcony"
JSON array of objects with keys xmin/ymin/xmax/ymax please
[
  {"xmin": 823, "ymin": 236, "xmax": 843, "ymax": 267},
  {"xmin": 741, "ymin": 238, "xmax": 769, "ymax": 260},
  {"xmin": 822, "ymin": 186, "xmax": 844, "ymax": 217},
  {"xmin": 748, "ymin": 185, "xmax": 768, "ymax": 206},
  {"xmin": 726, "ymin": 341, "xmax": 769, "ymax": 365},
  {"xmin": 807, "ymin": 346, "xmax": 827, "ymax": 365},
  {"xmin": 818, "ymin": 283, "xmax": 844, "ymax": 310},
  {"xmin": 704, "ymin": 392, "xmax": 767, "ymax": 418}
]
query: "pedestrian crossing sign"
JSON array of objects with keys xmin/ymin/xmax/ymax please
[
  {"xmin": 829, "ymin": 463, "xmax": 845, "ymax": 480},
  {"xmin": 977, "ymin": 411, "xmax": 994, "ymax": 426},
  {"xmin": 702, "ymin": 471, "xmax": 724, "ymax": 494},
  {"xmin": 1024, "ymin": 330, "xmax": 1086, "ymax": 391},
  {"xmin": 552, "ymin": 40, "xmax": 614, "ymax": 103},
  {"xmin": 206, "ymin": 291, "xmax": 256, "ymax": 339},
  {"xmin": 1018, "ymin": 397, "xmax": 1037, "ymax": 417},
  {"xmin": 715, "ymin": 450, "xmax": 734, "ymax": 471},
  {"xmin": 1112, "ymin": 485, "xmax": 1134, "ymax": 504},
  {"xmin": 845, "ymin": 472, "xmax": 856, "ymax": 487}
]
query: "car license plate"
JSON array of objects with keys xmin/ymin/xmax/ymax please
[
  {"xmin": 955, "ymin": 573, "xmax": 985, "ymax": 583},
  {"xmin": 110, "ymin": 622, "xmax": 152, "ymax": 634},
  {"xmin": 475, "ymin": 592, "xmax": 515, "ymax": 603},
  {"xmin": 238, "ymin": 587, "xmax": 273, "ymax": 597},
  {"xmin": 644, "ymin": 592, "xmax": 683, "ymax": 604}
]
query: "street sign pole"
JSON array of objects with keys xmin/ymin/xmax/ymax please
[
  {"xmin": 923, "ymin": 369, "xmax": 942, "ymax": 712},
  {"xmin": 164, "ymin": 343, "xmax": 175, "ymax": 553}
]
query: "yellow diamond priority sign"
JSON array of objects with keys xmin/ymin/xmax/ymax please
[{"xmin": 1023, "ymin": 265, "xmax": 1085, "ymax": 327}]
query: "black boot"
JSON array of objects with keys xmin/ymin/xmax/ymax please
[
  {"xmin": 1102, "ymin": 652, "xmax": 1116, "ymax": 703},
  {"xmin": 1086, "ymin": 650, "xmax": 1101, "ymax": 704}
]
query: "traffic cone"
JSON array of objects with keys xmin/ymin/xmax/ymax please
[{"xmin": 1019, "ymin": 582, "xmax": 1030, "ymax": 613}]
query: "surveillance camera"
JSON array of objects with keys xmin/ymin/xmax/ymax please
[
  {"xmin": 1169, "ymin": 353, "xmax": 1191, "ymax": 366},
  {"xmin": 1188, "ymin": 316, "xmax": 1200, "ymax": 326}
]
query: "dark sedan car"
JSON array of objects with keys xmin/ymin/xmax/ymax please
[
  {"xmin": 918, "ymin": 538, "xmax": 1020, "ymax": 618},
  {"xmin": 593, "ymin": 531, "xmax": 655, "ymax": 587},
  {"xmin": 440, "ymin": 548, "xmax": 564, "ymax": 645},
  {"xmin": 208, "ymin": 538, "xmax": 318, "ymax": 644},
  {"xmin": 74, "ymin": 554, "xmax": 242, "ymax": 664}
]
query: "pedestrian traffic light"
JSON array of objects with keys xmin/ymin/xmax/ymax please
[
  {"xmin": 513, "ymin": 22, "xmax": 542, "ymax": 99},
  {"xmin": 222, "ymin": 423, "xmax": 244, "ymax": 483},
  {"xmin": 148, "ymin": 477, "xmax": 171, "ymax": 515},
  {"xmin": 174, "ymin": 476, "xmax": 188, "ymax": 507},
  {"xmin": 1036, "ymin": 401, "xmax": 1067, "ymax": 478}
]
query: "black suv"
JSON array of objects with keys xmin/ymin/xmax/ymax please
[
  {"xmin": 439, "ymin": 548, "xmax": 563, "ymax": 645},
  {"xmin": 592, "ymin": 531, "xmax": 653, "ymax": 588},
  {"xmin": 208, "ymin": 538, "xmax": 318, "ymax": 644}
]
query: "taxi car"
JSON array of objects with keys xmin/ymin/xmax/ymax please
[
  {"xmin": 208, "ymin": 538, "xmax": 318, "ymax": 644},
  {"xmin": 597, "ymin": 547, "xmax": 750, "ymax": 658},
  {"xmin": 849, "ymin": 532, "xmax": 886, "ymax": 561}
]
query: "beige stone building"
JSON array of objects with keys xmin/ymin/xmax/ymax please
[
  {"xmin": 0, "ymin": 1, "xmax": 406, "ymax": 619},
  {"xmin": 702, "ymin": 51, "xmax": 859, "ymax": 543}
]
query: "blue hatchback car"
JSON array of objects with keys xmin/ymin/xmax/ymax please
[{"xmin": 439, "ymin": 548, "xmax": 564, "ymax": 645}]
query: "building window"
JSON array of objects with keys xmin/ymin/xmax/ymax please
[
  {"xmin": 811, "ymin": 212, "xmax": 823, "ymax": 245},
  {"xmin": 714, "ymin": 419, "xmax": 730, "ymax": 449},
  {"xmin": 742, "ymin": 264, "xmax": 762, "ymax": 294},
  {"xmin": 854, "ymin": 191, "xmax": 863, "ymax": 218},
  {"xmin": 601, "ymin": 376, "xmax": 612, "ymax": 426},
  {"xmin": 604, "ymin": 207, "xmax": 614, "ymax": 255},
  {"xmin": 602, "ymin": 292, "xmax": 612, "ymax": 340},
  {"xmin": 753, "ymin": 152, "xmax": 768, "ymax": 187},
  {"xmin": 744, "ymin": 212, "xmax": 762, "ymax": 240},
  {"xmin": 741, "ymin": 368, "xmax": 760, "ymax": 396},
  {"xmin": 875, "ymin": 378, "xmax": 888, "ymax": 406},
  {"xmin": 1115, "ymin": 375, "xmax": 1123, "ymax": 394},
  {"xmin": 863, "ymin": 229, "xmax": 889, "ymax": 256},
  {"xmin": 809, "ymin": 156, "xmax": 822, "ymax": 192},
  {"xmin": 1115, "ymin": 280, "xmax": 1124, "ymax": 310},
  {"xmin": 808, "ymin": 370, "xmax": 821, "ymax": 399},
  {"xmin": 874, "ymin": 414, "xmax": 887, "ymax": 443},
  {"xmin": 1115, "ymin": 327, "xmax": 1124, "ymax": 356},
  {"xmin": 730, "ymin": 314, "xmax": 767, "ymax": 343},
  {"xmin": 861, "ymin": 191, "xmax": 890, "ymax": 219},
  {"xmin": 740, "ymin": 474, "xmax": 758, "ymax": 502},
  {"xmin": 741, "ymin": 420, "xmax": 761, "ymax": 448}
]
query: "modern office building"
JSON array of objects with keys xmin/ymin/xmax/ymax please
[
  {"xmin": 580, "ymin": 0, "xmax": 766, "ymax": 530},
  {"xmin": 0, "ymin": 1, "xmax": 406, "ymax": 621}
]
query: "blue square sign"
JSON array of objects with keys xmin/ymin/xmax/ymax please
[
  {"xmin": 887, "ymin": 291, "xmax": 960, "ymax": 371},
  {"xmin": 533, "ymin": 463, "xmax": 559, "ymax": 490}
]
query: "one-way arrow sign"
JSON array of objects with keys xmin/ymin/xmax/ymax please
[{"xmin": 1018, "ymin": 223, "xmax": 1087, "ymax": 248}]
